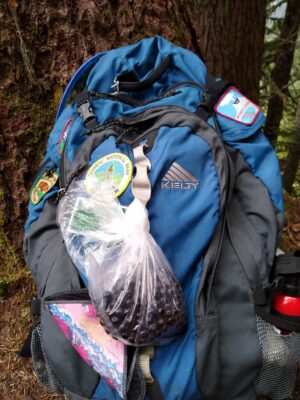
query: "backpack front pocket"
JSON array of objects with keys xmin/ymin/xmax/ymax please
[{"xmin": 44, "ymin": 289, "xmax": 128, "ymax": 399}]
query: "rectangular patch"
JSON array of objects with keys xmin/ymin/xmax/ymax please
[
  {"xmin": 214, "ymin": 87, "xmax": 260, "ymax": 125},
  {"xmin": 47, "ymin": 302, "xmax": 126, "ymax": 398}
]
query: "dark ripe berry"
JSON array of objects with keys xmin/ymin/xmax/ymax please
[
  {"xmin": 125, "ymin": 298, "xmax": 132, "ymax": 307},
  {"xmin": 128, "ymin": 333, "xmax": 136, "ymax": 342},
  {"xmin": 149, "ymin": 324, "xmax": 157, "ymax": 332},
  {"xmin": 103, "ymin": 291, "xmax": 112, "ymax": 300},
  {"xmin": 111, "ymin": 316, "xmax": 119, "ymax": 324},
  {"xmin": 96, "ymin": 271, "xmax": 187, "ymax": 345},
  {"xmin": 120, "ymin": 330, "xmax": 130, "ymax": 339}
]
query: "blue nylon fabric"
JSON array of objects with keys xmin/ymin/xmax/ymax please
[
  {"xmin": 86, "ymin": 126, "xmax": 219, "ymax": 399},
  {"xmin": 206, "ymin": 113, "xmax": 284, "ymax": 213},
  {"xmin": 86, "ymin": 36, "xmax": 206, "ymax": 98},
  {"xmin": 92, "ymin": 379, "xmax": 122, "ymax": 400}
]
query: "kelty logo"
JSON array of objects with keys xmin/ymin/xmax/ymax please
[{"xmin": 161, "ymin": 162, "xmax": 198, "ymax": 190}]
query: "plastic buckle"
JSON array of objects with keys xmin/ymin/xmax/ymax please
[{"xmin": 77, "ymin": 101, "xmax": 97, "ymax": 127}]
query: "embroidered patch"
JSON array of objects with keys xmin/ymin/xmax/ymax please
[
  {"xmin": 85, "ymin": 153, "xmax": 133, "ymax": 198},
  {"xmin": 58, "ymin": 118, "xmax": 73, "ymax": 155},
  {"xmin": 214, "ymin": 87, "xmax": 260, "ymax": 125},
  {"xmin": 30, "ymin": 170, "xmax": 59, "ymax": 205}
]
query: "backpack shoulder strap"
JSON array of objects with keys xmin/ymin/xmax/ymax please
[{"xmin": 197, "ymin": 72, "xmax": 231, "ymax": 121}]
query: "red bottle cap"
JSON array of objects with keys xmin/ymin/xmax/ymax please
[{"xmin": 272, "ymin": 294, "xmax": 300, "ymax": 317}]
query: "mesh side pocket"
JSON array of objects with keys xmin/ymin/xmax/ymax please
[
  {"xmin": 254, "ymin": 316, "xmax": 300, "ymax": 400},
  {"xmin": 31, "ymin": 323, "xmax": 63, "ymax": 393}
]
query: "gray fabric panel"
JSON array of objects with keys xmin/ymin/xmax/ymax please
[
  {"xmin": 23, "ymin": 197, "xmax": 81, "ymax": 296},
  {"xmin": 212, "ymin": 226, "xmax": 261, "ymax": 399},
  {"xmin": 41, "ymin": 307, "xmax": 99, "ymax": 397},
  {"xmin": 195, "ymin": 314, "xmax": 220, "ymax": 400},
  {"xmin": 228, "ymin": 148, "xmax": 279, "ymax": 286},
  {"xmin": 23, "ymin": 197, "xmax": 60, "ymax": 294},
  {"xmin": 196, "ymin": 148, "xmax": 281, "ymax": 399}
]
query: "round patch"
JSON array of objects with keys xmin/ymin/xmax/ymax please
[
  {"xmin": 85, "ymin": 153, "xmax": 133, "ymax": 197},
  {"xmin": 30, "ymin": 170, "xmax": 59, "ymax": 205}
]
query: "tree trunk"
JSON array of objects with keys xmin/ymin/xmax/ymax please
[
  {"xmin": 282, "ymin": 101, "xmax": 300, "ymax": 193},
  {"xmin": 264, "ymin": 0, "xmax": 300, "ymax": 144},
  {"xmin": 0, "ymin": 0, "xmax": 267, "ymax": 266},
  {"xmin": 195, "ymin": 0, "xmax": 267, "ymax": 103}
]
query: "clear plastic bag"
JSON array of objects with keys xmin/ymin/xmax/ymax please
[{"xmin": 58, "ymin": 179, "xmax": 186, "ymax": 345}]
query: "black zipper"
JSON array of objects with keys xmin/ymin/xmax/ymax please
[
  {"xmin": 44, "ymin": 288, "xmax": 90, "ymax": 303},
  {"xmin": 59, "ymin": 114, "xmax": 79, "ymax": 190},
  {"xmin": 89, "ymin": 81, "xmax": 204, "ymax": 108},
  {"xmin": 196, "ymin": 111, "xmax": 232, "ymax": 314}
]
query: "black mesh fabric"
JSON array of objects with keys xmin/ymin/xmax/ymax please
[
  {"xmin": 255, "ymin": 316, "xmax": 300, "ymax": 399},
  {"xmin": 31, "ymin": 323, "xmax": 64, "ymax": 393}
]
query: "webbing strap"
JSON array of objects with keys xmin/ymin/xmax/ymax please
[
  {"xmin": 146, "ymin": 375, "xmax": 164, "ymax": 400},
  {"xmin": 197, "ymin": 73, "xmax": 231, "ymax": 121},
  {"xmin": 138, "ymin": 345, "xmax": 154, "ymax": 384},
  {"xmin": 275, "ymin": 250, "xmax": 300, "ymax": 276},
  {"xmin": 138, "ymin": 346, "xmax": 164, "ymax": 400},
  {"xmin": 132, "ymin": 145, "xmax": 151, "ymax": 206},
  {"xmin": 252, "ymin": 251, "xmax": 300, "ymax": 305}
]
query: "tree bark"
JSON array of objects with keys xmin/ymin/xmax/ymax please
[
  {"xmin": 282, "ymin": 100, "xmax": 300, "ymax": 193},
  {"xmin": 195, "ymin": 0, "xmax": 267, "ymax": 103},
  {"xmin": 264, "ymin": 0, "xmax": 300, "ymax": 144},
  {"xmin": 0, "ymin": 0, "xmax": 267, "ymax": 265}
]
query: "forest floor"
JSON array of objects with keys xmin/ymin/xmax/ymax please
[{"xmin": 0, "ymin": 193, "xmax": 299, "ymax": 400}]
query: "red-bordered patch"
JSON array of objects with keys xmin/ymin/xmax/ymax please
[
  {"xmin": 58, "ymin": 118, "xmax": 73, "ymax": 155},
  {"xmin": 214, "ymin": 87, "xmax": 260, "ymax": 126}
]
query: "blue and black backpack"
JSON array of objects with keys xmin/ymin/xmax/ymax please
[{"xmin": 23, "ymin": 36, "xmax": 300, "ymax": 400}]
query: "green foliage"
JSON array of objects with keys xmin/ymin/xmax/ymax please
[{"xmin": 261, "ymin": 0, "xmax": 300, "ymax": 197}]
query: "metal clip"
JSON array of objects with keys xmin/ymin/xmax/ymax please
[{"xmin": 111, "ymin": 78, "xmax": 120, "ymax": 92}]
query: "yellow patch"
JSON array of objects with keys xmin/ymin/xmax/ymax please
[{"xmin": 85, "ymin": 153, "xmax": 133, "ymax": 198}]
